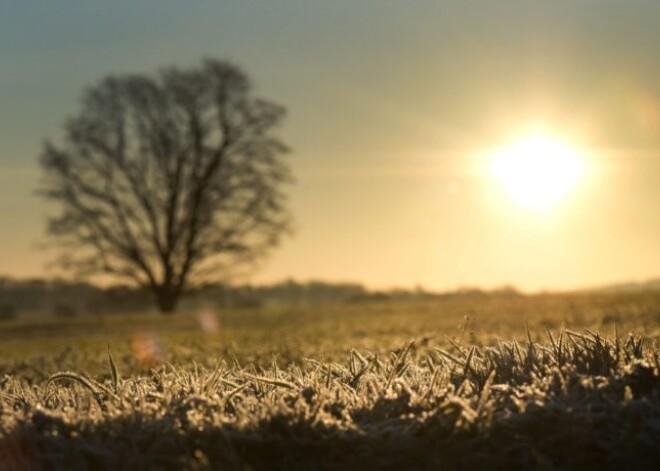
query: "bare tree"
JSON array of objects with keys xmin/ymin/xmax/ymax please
[{"xmin": 39, "ymin": 59, "xmax": 292, "ymax": 313}]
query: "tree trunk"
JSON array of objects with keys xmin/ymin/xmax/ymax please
[{"xmin": 155, "ymin": 286, "xmax": 179, "ymax": 314}]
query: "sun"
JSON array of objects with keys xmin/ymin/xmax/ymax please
[{"xmin": 488, "ymin": 135, "xmax": 586, "ymax": 211}]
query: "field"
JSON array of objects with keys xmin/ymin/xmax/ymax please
[{"xmin": 2, "ymin": 291, "xmax": 660, "ymax": 469}]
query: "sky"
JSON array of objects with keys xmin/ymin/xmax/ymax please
[{"xmin": 2, "ymin": 0, "xmax": 660, "ymax": 292}]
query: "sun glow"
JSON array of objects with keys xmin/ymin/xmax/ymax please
[{"xmin": 489, "ymin": 135, "xmax": 586, "ymax": 211}]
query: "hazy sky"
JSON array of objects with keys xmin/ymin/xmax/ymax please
[{"xmin": 2, "ymin": 0, "xmax": 660, "ymax": 291}]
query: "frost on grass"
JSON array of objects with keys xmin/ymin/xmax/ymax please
[{"xmin": 1, "ymin": 331, "xmax": 660, "ymax": 470}]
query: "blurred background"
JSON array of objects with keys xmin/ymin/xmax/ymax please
[{"xmin": 2, "ymin": 0, "xmax": 660, "ymax": 309}]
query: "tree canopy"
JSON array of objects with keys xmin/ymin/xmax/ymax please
[{"xmin": 39, "ymin": 59, "xmax": 292, "ymax": 313}]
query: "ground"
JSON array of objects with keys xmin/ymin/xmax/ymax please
[{"xmin": 1, "ymin": 292, "xmax": 660, "ymax": 469}]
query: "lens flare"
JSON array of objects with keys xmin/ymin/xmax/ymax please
[
  {"xmin": 0, "ymin": 433, "xmax": 36, "ymax": 471},
  {"xmin": 131, "ymin": 331, "xmax": 165, "ymax": 368},
  {"xmin": 197, "ymin": 307, "xmax": 220, "ymax": 334}
]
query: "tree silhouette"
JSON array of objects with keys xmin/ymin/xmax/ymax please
[{"xmin": 39, "ymin": 59, "xmax": 292, "ymax": 313}]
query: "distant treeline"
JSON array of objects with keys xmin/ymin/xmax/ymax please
[{"xmin": 0, "ymin": 276, "xmax": 521, "ymax": 319}]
